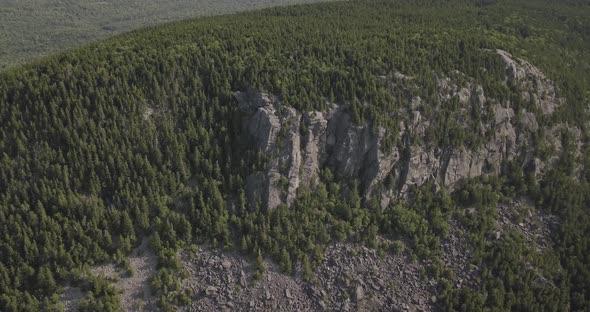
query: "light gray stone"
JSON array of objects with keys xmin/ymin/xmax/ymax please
[{"xmin": 235, "ymin": 49, "xmax": 565, "ymax": 211}]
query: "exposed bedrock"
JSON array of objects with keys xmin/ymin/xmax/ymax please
[{"xmin": 236, "ymin": 50, "xmax": 567, "ymax": 210}]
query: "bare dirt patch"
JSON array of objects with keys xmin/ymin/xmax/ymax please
[
  {"xmin": 61, "ymin": 285, "xmax": 84, "ymax": 312},
  {"xmin": 89, "ymin": 238, "xmax": 158, "ymax": 311}
]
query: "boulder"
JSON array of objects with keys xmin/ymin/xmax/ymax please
[{"xmin": 354, "ymin": 285, "xmax": 364, "ymax": 302}]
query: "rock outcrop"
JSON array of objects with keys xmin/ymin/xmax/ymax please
[
  {"xmin": 237, "ymin": 90, "xmax": 400, "ymax": 210},
  {"xmin": 237, "ymin": 90, "xmax": 305, "ymax": 210},
  {"xmin": 237, "ymin": 50, "xmax": 564, "ymax": 210}
]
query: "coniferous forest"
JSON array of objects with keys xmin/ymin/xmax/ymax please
[{"xmin": 1, "ymin": 0, "xmax": 589, "ymax": 311}]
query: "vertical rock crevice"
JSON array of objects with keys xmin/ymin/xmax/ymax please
[{"xmin": 236, "ymin": 50, "xmax": 569, "ymax": 210}]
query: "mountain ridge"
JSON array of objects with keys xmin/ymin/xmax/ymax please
[{"xmin": 236, "ymin": 49, "xmax": 572, "ymax": 211}]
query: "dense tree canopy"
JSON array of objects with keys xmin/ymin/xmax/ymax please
[{"xmin": 0, "ymin": 0, "xmax": 588, "ymax": 310}]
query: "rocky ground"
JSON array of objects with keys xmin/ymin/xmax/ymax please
[
  {"xmin": 61, "ymin": 285, "xmax": 85, "ymax": 312},
  {"xmin": 440, "ymin": 218, "xmax": 480, "ymax": 290},
  {"xmin": 495, "ymin": 197, "xmax": 559, "ymax": 251},
  {"xmin": 179, "ymin": 242, "xmax": 437, "ymax": 312},
  {"xmin": 439, "ymin": 197, "xmax": 559, "ymax": 292},
  {"xmin": 61, "ymin": 238, "xmax": 158, "ymax": 311}
]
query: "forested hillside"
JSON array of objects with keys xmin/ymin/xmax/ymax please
[
  {"xmin": 0, "ymin": 0, "xmax": 589, "ymax": 311},
  {"xmin": 0, "ymin": 0, "xmax": 327, "ymax": 70}
]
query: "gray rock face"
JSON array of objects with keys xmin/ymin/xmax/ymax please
[
  {"xmin": 497, "ymin": 49, "xmax": 562, "ymax": 115},
  {"xmin": 237, "ymin": 50, "xmax": 565, "ymax": 210},
  {"xmin": 443, "ymin": 104, "xmax": 519, "ymax": 187},
  {"xmin": 238, "ymin": 89, "xmax": 303, "ymax": 210},
  {"xmin": 238, "ymin": 92, "xmax": 401, "ymax": 210},
  {"xmin": 300, "ymin": 111, "xmax": 329, "ymax": 186}
]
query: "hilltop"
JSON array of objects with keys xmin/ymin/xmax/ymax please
[{"xmin": 0, "ymin": 0, "xmax": 589, "ymax": 311}]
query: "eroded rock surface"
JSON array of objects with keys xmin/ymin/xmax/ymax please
[{"xmin": 238, "ymin": 50, "xmax": 567, "ymax": 210}]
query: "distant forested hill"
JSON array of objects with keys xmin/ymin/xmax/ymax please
[
  {"xmin": 0, "ymin": 0, "xmax": 589, "ymax": 311},
  {"xmin": 0, "ymin": 0, "xmax": 328, "ymax": 70}
]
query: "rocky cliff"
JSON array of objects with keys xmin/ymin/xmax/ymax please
[{"xmin": 236, "ymin": 50, "xmax": 564, "ymax": 210}]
